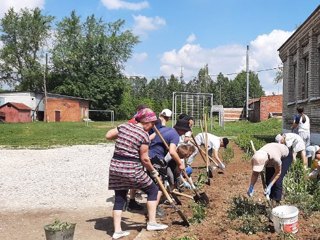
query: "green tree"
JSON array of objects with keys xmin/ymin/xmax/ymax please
[
  {"xmin": 0, "ymin": 8, "xmax": 54, "ymax": 90},
  {"xmin": 228, "ymin": 71, "xmax": 264, "ymax": 107},
  {"xmin": 51, "ymin": 11, "xmax": 139, "ymax": 113}
]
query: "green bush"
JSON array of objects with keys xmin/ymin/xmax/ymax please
[{"xmin": 283, "ymin": 160, "xmax": 320, "ymax": 216}]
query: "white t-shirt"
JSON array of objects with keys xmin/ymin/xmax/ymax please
[
  {"xmin": 297, "ymin": 114, "xmax": 310, "ymax": 133},
  {"xmin": 194, "ymin": 133, "xmax": 220, "ymax": 151},
  {"xmin": 260, "ymin": 143, "xmax": 289, "ymax": 168},
  {"xmin": 283, "ymin": 133, "xmax": 305, "ymax": 153},
  {"xmin": 306, "ymin": 145, "xmax": 320, "ymax": 159}
]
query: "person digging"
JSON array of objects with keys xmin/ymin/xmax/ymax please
[{"xmin": 247, "ymin": 142, "xmax": 292, "ymax": 207}]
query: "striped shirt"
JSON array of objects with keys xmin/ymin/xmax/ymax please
[{"xmin": 114, "ymin": 123, "xmax": 150, "ymax": 159}]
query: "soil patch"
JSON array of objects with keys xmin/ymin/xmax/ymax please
[{"xmin": 1, "ymin": 142, "xmax": 320, "ymax": 240}]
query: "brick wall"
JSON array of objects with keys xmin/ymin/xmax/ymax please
[
  {"xmin": 46, "ymin": 98, "xmax": 89, "ymax": 122},
  {"xmin": 260, "ymin": 95, "xmax": 283, "ymax": 121},
  {"xmin": 0, "ymin": 105, "xmax": 31, "ymax": 122}
]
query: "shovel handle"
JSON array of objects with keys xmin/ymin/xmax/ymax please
[
  {"xmin": 172, "ymin": 190, "xmax": 194, "ymax": 200},
  {"xmin": 153, "ymin": 126, "xmax": 170, "ymax": 150},
  {"xmin": 154, "ymin": 175, "xmax": 174, "ymax": 203},
  {"xmin": 190, "ymin": 138, "xmax": 219, "ymax": 167},
  {"xmin": 250, "ymin": 140, "xmax": 256, "ymax": 153}
]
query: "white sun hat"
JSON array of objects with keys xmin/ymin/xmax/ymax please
[{"xmin": 160, "ymin": 109, "xmax": 172, "ymax": 118}]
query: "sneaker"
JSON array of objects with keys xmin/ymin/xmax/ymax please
[
  {"xmin": 156, "ymin": 206, "xmax": 166, "ymax": 218},
  {"xmin": 147, "ymin": 222, "xmax": 168, "ymax": 231},
  {"xmin": 112, "ymin": 231, "xmax": 130, "ymax": 239},
  {"xmin": 127, "ymin": 199, "xmax": 144, "ymax": 211}
]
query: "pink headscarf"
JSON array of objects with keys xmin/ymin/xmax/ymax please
[{"xmin": 135, "ymin": 108, "xmax": 157, "ymax": 123}]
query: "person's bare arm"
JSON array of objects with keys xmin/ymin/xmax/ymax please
[
  {"xmin": 139, "ymin": 144, "xmax": 155, "ymax": 172},
  {"xmin": 249, "ymin": 171, "xmax": 260, "ymax": 187},
  {"xmin": 106, "ymin": 128, "xmax": 118, "ymax": 140},
  {"xmin": 213, "ymin": 149, "xmax": 223, "ymax": 163},
  {"xmin": 169, "ymin": 143, "xmax": 185, "ymax": 171},
  {"xmin": 267, "ymin": 164, "xmax": 281, "ymax": 188}
]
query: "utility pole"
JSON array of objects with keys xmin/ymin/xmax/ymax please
[
  {"xmin": 180, "ymin": 66, "xmax": 183, "ymax": 82},
  {"xmin": 246, "ymin": 45, "xmax": 249, "ymax": 120},
  {"xmin": 43, "ymin": 53, "xmax": 48, "ymax": 122}
]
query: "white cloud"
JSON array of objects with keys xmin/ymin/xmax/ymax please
[
  {"xmin": 160, "ymin": 29, "xmax": 293, "ymax": 95},
  {"xmin": 0, "ymin": 0, "xmax": 45, "ymax": 18},
  {"xmin": 132, "ymin": 52, "xmax": 148, "ymax": 62},
  {"xmin": 186, "ymin": 33, "xmax": 196, "ymax": 43},
  {"xmin": 132, "ymin": 15, "xmax": 166, "ymax": 37},
  {"xmin": 101, "ymin": 0, "xmax": 149, "ymax": 10}
]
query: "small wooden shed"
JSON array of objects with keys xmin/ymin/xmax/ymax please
[{"xmin": 0, "ymin": 102, "xmax": 32, "ymax": 123}]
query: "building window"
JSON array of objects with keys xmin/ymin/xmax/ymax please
[
  {"xmin": 293, "ymin": 63, "xmax": 297, "ymax": 101},
  {"xmin": 319, "ymin": 48, "xmax": 320, "ymax": 93},
  {"xmin": 302, "ymin": 56, "xmax": 309, "ymax": 99}
]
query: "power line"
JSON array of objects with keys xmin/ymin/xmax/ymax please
[{"xmin": 126, "ymin": 65, "xmax": 283, "ymax": 80}]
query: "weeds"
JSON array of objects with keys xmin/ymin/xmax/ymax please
[
  {"xmin": 227, "ymin": 196, "xmax": 270, "ymax": 234},
  {"xmin": 196, "ymin": 172, "xmax": 207, "ymax": 189},
  {"xmin": 277, "ymin": 232, "xmax": 297, "ymax": 240},
  {"xmin": 189, "ymin": 202, "xmax": 206, "ymax": 224},
  {"xmin": 222, "ymin": 146, "xmax": 234, "ymax": 164},
  {"xmin": 172, "ymin": 237, "xmax": 197, "ymax": 240},
  {"xmin": 283, "ymin": 160, "xmax": 320, "ymax": 216}
]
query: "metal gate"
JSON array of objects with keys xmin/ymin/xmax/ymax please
[{"xmin": 172, "ymin": 92, "xmax": 213, "ymax": 129}]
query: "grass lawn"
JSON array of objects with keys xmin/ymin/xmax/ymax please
[{"xmin": 0, "ymin": 118, "xmax": 282, "ymax": 148}]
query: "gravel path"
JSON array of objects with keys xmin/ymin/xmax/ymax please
[{"xmin": 0, "ymin": 144, "xmax": 115, "ymax": 211}]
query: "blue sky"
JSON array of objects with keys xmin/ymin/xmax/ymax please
[{"xmin": 0, "ymin": 0, "xmax": 319, "ymax": 94}]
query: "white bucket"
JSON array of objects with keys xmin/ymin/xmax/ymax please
[{"xmin": 271, "ymin": 205, "xmax": 299, "ymax": 234}]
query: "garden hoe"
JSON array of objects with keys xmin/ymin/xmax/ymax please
[
  {"xmin": 154, "ymin": 175, "xmax": 190, "ymax": 226},
  {"xmin": 250, "ymin": 140, "xmax": 273, "ymax": 211}
]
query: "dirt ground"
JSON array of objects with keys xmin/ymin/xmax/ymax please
[{"xmin": 1, "ymin": 142, "xmax": 320, "ymax": 240}]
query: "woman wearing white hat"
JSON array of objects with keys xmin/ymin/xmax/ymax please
[
  {"xmin": 247, "ymin": 143, "xmax": 291, "ymax": 205},
  {"xmin": 275, "ymin": 132, "xmax": 307, "ymax": 168}
]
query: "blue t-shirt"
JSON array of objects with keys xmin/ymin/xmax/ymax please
[{"xmin": 149, "ymin": 127, "xmax": 180, "ymax": 159}]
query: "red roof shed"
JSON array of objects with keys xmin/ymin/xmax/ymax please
[{"xmin": 0, "ymin": 102, "xmax": 32, "ymax": 123}]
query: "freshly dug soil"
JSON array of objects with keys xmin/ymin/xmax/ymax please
[
  {"xmin": 151, "ymin": 142, "xmax": 320, "ymax": 240},
  {"xmin": 1, "ymin": 142, "xmax": 319, "ymax": 240}
]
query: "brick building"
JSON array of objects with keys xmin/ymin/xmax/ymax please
[
  {"xmin": 248, "ymin": 95, "xmax": 283, "ymax": 122},
  {"xmin": 0, "ymin": 92, "xmax": 89, "ymax": 122},
  {"xmin": 278, "ymin": 5, "xmax": 320, "ymax": 143},
  {"xmin": 0, "ymin": 102, "xmax": 32, "ymax": 123}
]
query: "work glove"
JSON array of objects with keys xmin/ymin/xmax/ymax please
[
  {"xmin": 247, "ymin": 184, "xmax": 254, "ymax": 197},
  {"xmin": 218, "ymin": 162, "xmax": 226, "ymax": 170},
  {"xmin": 182, "ymin": 181, "xmax": 192, "ymax": 189},
  {"xmin": 264, "ymin": 184, "xmax": 272, "ymax": 197},
  {"xmin": 150, "ymin": 169, "xmax": 159, "ymax": 178}
]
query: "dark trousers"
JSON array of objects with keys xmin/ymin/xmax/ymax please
[{"xmin": 265, "ymin": 150, "xmax": 293, "ymax": 201}]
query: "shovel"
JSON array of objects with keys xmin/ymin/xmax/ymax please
[
  {"xmin": 154, "ymin": 175, "xmax": 190, "ymax": 226},
  {"xmin": 250, "ymin": 140, "xmax": 273, "ymax": 212},
  {"xmin": 182, "ymin": 170, "xmax": 209, "ymax": 206}
]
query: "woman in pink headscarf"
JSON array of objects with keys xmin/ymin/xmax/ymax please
[{"xmin": 106, "ymin": 108, "xmax": 168, "ymax": 239}]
